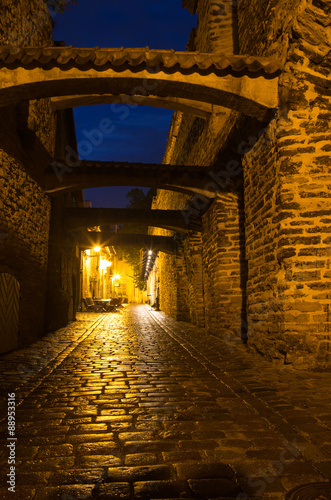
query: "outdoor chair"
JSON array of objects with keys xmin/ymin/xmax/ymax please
[
  {"xmin": 104, "ymin": 297, "xmax": 117, "ymax": 312},
  {"xmin": 112, "ymin": 297, "xmax": 123, "ymax": 308},
  {"xmin": 83, "ymin": 297, "xmax": 104, "ymax": 312}
]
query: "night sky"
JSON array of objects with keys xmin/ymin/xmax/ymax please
[{"xmin": 52, "ymin": 0, "xmax": 197, "ymax": 207}]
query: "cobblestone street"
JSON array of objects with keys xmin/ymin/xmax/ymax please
[{"xmin": 0, "ymin": 305, "xmax": 331, "ymax": 499}]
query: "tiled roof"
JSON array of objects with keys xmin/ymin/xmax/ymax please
[{"xmin": 0, "ymin": 46, "xmax": 282, "ymax": 74}]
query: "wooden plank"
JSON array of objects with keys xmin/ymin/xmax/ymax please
[{"xmin": 0, "ymin": 273, "xmax": 20, "ymax": 354}]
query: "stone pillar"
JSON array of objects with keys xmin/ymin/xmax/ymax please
[
  {"xmin": 183, "ymin": 232, "xmax": 205, "ymax": 327},
  {"xmin": 242, "ymin": 0, "xmax": 331, "ymax": 368},
  {"xmin": 158, "ymin": 250, "xmax": 190, "ymax": 322},
  {"xmin": 157, "ymin": 233, "xmax": 204, "ymax": 326},
  {"xmin": 189, "ymin": 0, "xmax": 239, "ymax": 54},
  {"xmin": 202, "ymin": 193, "xmax": 247, "ymax": 340}
]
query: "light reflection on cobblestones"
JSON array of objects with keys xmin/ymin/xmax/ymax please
[{"xmin": 0, "ymin": 305, "xmax": 330, "ymax": 499}]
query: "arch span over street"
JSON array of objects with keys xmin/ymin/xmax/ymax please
[
  {"xmin": 50, "ymin": 94, "xmax": 217, "ymax": 119},
  {"xmin": 65, "ymin": 208, "xmax": 202, "ymax": 234},
  {"xmin": 77, "ymin": 231, "xmax": 177, "ymax": 254},
  {"xmin": 45, "ymin": 160, "xmax": 240, "ymax": 198},
  {"xmin": 0, "ymin": 47, "xmax": 282, "ymax": 121}
]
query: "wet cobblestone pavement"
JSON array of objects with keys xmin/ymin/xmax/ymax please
[{"xmin": 0, "ymin": 305, "xmax": 330, "ymax": 499}]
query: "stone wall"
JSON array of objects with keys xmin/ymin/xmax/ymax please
[
  {"xmin": 152, "ymin": 104, "xmax": 244, "ymax": 328},
  {"xmin": 151, "ymin": 189, "xmax": 189, "ymax": 321},
  {"xmin": 241, "ymin": 0, "xmax": 331, "ymax": 367},
  {"xmin": 237, "ymin": 0, "xmax": 301, "ymax": 59},
  {"xmin": 44, "ymin": 196, "xmax": 81, "ymax": 334},
  {"xmin": 191, "ymin": 0, "xmax": 238, "ymax": 53},
  {"xmin": 0, "ymin": 146, "xmax": 51, "ymax": 346},
  {"xmin": 152, "ymin": 0, "xmax": 256, "ymax": 328},
  {"xmin": 0, "ymin": 0, "xmax": 55, "ymax": 347},
  {"xmin": 154, "ymin": 0, "xmax": 330, "ymax": 368},
  {"xmin": 44, "ymin": 109, "xmax": 83, "ymax": 333},
  {"xmin": 183, "ymin": 232, "xmax": 205, "ymax": 326},
  {"xmin": 0, "ymin": 0, "xmax": 52, "ymax": 47},
  {"xmin": 202, "ymin": 193, "xmax": 247, "ymax": 339}
]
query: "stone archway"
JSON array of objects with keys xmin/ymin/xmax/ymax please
[
  {"xmin": 44, "ymin": 160, "xmax": 241, "ymax": 197},
  {"xmin": 0, "ymin": 47, "xmax": 281, "ymax": 121},
  {"xmin": 64, "ymin": 208, "xmax": 200, "ymax": 234},
  {"xmin": 50, "ymin": 94, "xmax": 218, "ymax": 119}
]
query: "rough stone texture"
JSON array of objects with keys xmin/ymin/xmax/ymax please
[
  {"xmin": 44, "ymin": 109, "xmax": 82, "ymax": 334},
  {"xmin": 0, "ymin": 0, "xmax": 52, "ymax": 47},
  {"xmin": 0, "ymin": 306, "xmax": 330, "ymax": 498},
  {"xmin": 238, "ymin": 0, "xmax": 302, "ymax": 60},
  {"xmin": 0, "ymin": 147, "xmax": 51, "ymax": 345},
  {"xmin": 151, "ymin": 105, "xmax": 244, "ymax": 327},
  {"xmin": 195, "ymin": 0, "xmax": 239, "ymax": 53},
  {"xmin": 0, "ymin": 0, "xmax": 54, "ymax": 347},
  {"xmin": 202, "ymin": 193, "xmax": 246, "ymax": 339},
  {"xmin": 241, "ymin": 0, "xmax": 331, "ymax": 368},
  {"xmin": 44, "ymin": 196, "xmax": 81, "ymax": 333},
  {"xmin": 153, "ymin": 0, "xmax": 331, "ymax": 368},
  {"xmin": 0, "ymin": 6, "xmax": 82, "ymax": 346},
  {"xmin": 183, "ymin": 232, "xmax": 205, "ymax": 326}
]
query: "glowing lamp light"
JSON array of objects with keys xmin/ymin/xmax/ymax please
[
  {"xmin": 148, "ymin": 250, "xmax": 153, "ymax": 255},
  {"xmin": 100, "ymin": 259, "xmax": 112, "ymax": 270},
  {"xmin": 112, "ymin": 274, "xmax": 121, "ymax": 281},
  {"xmin": 93, "ymin": 246, "xmax": 101, "ymax": 252}
]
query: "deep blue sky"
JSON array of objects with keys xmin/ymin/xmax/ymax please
[{"xmin": 52, "ymin": 0, "xmax": 197, "ymax": 207}]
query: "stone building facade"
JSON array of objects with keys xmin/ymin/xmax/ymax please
[{"xmin": 151, "ymin": 0, "xmax": 331, "ymax": 369}]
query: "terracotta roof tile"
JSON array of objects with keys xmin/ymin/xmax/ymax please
[{"xmin": 0, "ymin": 46, "xmax": 282, "ymax": 74}]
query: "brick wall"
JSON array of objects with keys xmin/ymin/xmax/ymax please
[
  {"xmin": 152, "ymin": 1, "xmax": 254, "ymax": 332},
  {"xmin": 183, "ymin": 232, "xmax": 205, "ymax": 326},
  {"xmin": 152, "ymin": 0, "xmax": 246, "ymax": 331},
  {"xmin": 0, "ymin": 147, "xmax": 51, "ymax": 346},
  {"xmin": 237, "ymin": 0, "xmax": 302, "ymax": 59}
]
